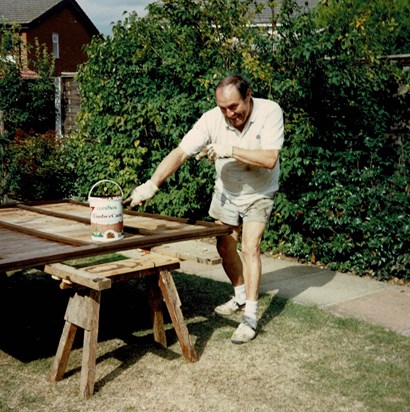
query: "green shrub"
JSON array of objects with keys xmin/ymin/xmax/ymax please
[
  {"xmin": 261, "ymin": 1, "xmax": 409, "ymax": 280},
  {"xmin": 6, "ymin": 130, "xmax": 75, "ymax": 201},
  {"xmin": 0, "ymin": 22, "xmax": 56, "ymax": 201},
  {"xmin": 67, "ymin": 0, "xmax": 409, "ymax": 280}
]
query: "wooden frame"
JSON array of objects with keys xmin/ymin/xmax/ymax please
[{"xmin": 0, "ymin": 200, "xmax": 231, "ymax": 272}]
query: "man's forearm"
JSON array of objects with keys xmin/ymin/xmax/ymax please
[
  {"xmin": 232, "ymin": 147, "xmax": 280, "ymax": 170},
  {"xmin": 151, "ymin": 147, "xmax": 189, "ymax": 187}
]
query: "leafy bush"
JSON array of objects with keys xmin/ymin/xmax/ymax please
[
  {"xmin": 0, "ymin": 22, "xmax": 57, "ymax": 201},
  {"xmin": 6, "ymin": 130, "xmax": 76, "ymax": 201},
  {"xmin": 69, "ymin": 0, "xmax": 409, "ymax": 280},
  {"xmin": 73, "ymin": 0, "xmax": 263, "ymax": 218},
  {"xmin": 0, "ymin": 24, "xmax": 55, "ymax": 134},
  {"xmin": 260, "ymin": 0, "xmax": 409, "ymax": 280}
]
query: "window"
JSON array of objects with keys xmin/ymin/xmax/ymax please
[{"xmin": 52, "ymin": 33, "xmax": 59, "ymax": 59}]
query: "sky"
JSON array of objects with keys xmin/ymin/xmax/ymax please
[{"xmin": 76, "ymin": 0, "xmax": 153, "ymax": 35}]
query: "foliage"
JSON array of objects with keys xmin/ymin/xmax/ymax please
[
  {"xmin": 261, "ymin": 0, "xmax": 409, "ymax": 280},
  {"xmin": 73, "ymin": 0, "xmax": 265, "ymax": 217},
  {"xmin": 6, "ymin": 130, "xmax": 76, "ymax": 201},
  {"xmin": 0, "ymin": 22, "xmax": 55, "ymax": 133},
  {"xmin": 316, "ymin": 0, "xmax": 410, "ymax": 55},
  {"xmin": 62, "ymin": 0, "xmax": 409, "ymax": 280},
  {"xmin": 0, "ymin": 22, "xmax": 56, "ymax": 201}
]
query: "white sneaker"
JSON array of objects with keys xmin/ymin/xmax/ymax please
[
  {"xmin": 231, "ymin": 317, "xmax": 257, "ymax": 344},
  {"xmin": 214, "ymin": 297, "xmax": 245, "ymax": 316}
]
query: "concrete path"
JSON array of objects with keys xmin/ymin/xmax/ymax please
[{"xmin": 122, "ymin": 240, "xmax": 410, "ymax": 337}]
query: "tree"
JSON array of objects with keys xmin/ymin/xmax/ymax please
[
  {"xmin": 263, "ymin": 0, "xmax": 409, "ymax": 279},
  {"xmin": 0, "ymin": 22, "xmax": 55, "ymax": 134},
  {"xmin": 316, "ymin": 0, "xmax": 410, "ymax": 55},
  {"xmin": 0, "ymin": 22, "xmax": 71, "ymax": 202}
]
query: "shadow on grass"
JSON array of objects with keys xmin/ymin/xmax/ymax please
[
  {"xmin": 258, "ymin": 264, "xmax": 336, "ymax": 330},
  {"xmin": 0, "ymin": 265, "xmax": 334, "ymax": 394},
  {"xmin": 0, "ymin": 269, "xmax": 234, "ymax": 361}
]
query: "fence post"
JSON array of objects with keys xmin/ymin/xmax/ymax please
[
  {"xmin": 0, "ymin": 110, "xmax": 8, "ymax": 204},
  {"xmin": 0, "ymin": 110, "xmax": 4, "ymax": 135},
  {"xmin": 54, "ymin": 77, "xmax": 62, "ymax": 137}
]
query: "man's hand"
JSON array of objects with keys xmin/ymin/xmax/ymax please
[
  {"xmin": 195, "ymin": 144, "xmax": 233, "ymax": 162},
  {"xmin": 123, "ymin": 180, "xmax": 158, "ymax": 208}
]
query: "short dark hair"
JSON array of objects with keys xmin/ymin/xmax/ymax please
[{"xmin": 215, "ymin": 74, "xmax": 251, "ymax": 100}]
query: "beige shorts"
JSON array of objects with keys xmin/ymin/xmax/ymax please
[{"xmin": 209, "ymin": 190, "xmax": 274, "ymax": 226}]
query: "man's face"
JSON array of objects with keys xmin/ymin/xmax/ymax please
[{"xmin": 216, "ymin": 85, "xmax": 252, "ymax": 131}]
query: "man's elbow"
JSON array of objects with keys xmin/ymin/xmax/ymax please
[{"xmin": 266, "ymin": 151, "xmax": 280, "ymax": 170}]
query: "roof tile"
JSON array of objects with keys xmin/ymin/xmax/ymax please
[{"xmin": 0, "ymin": 0, "xmax": 63, "ymax": 24}]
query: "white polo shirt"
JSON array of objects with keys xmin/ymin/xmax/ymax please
[{"xmin": 179, "ymin": 98, "xmax": 284, "ymax": 205}]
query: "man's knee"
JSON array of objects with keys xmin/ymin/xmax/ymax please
[
  {"xmin": 217, "ymin": 234, "xmax": 238, "ymax": 258},
  {"xmin": 241, "ymin": 244, "xmax": 260, "ymax": 260}
]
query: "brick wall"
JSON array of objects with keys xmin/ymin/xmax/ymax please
[{"xmin": 25, "ymin": 6, "xmax": 95, "ymax": 76}]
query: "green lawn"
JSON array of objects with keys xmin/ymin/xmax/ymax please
[{"xmin": 0, "ymin": 268, "xmax": 409, "ymax": 411}]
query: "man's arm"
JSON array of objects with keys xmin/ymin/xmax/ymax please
[
  {"xmin": 151, "ymin": 146, "xmax": 190, "ymax": 187},
  {"xmin": 231, "ymin": 147, "xmax": 280, "ymax": 170},
  {"xmin": 124, "ymin": 146, "xmax": 189, "ymax": 207},
  {"xmin": 202, "ymin": 144, "xmax": 280, "ymax": 170}
]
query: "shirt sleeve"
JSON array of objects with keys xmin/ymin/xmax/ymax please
[
  {"xmin": 260, "ymin": 102, "xmax": 284, "ymax": 150},
  {"xmin": 179, "ymin": 113, "xmax": 211, "ymax": 156}
]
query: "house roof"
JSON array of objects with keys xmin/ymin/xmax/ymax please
[
  {"xmin": 0, "ymin": 0, "xmax": 61, "ymax": 24},
  {"xmin": 252, "ymin": 0, "xmax": 321, "ymax": 25},
  {"xmin": 0, "ymin": 0, "xmax": 98, "ymax": 33}
]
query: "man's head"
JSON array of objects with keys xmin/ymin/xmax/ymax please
[{"xmin": 215, "ymin": 74, "xmax": 252, "ymax": 132}]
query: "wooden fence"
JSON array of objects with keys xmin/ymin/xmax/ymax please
[{"xmin": 55, "ymin": 72, "xmax": 81, "ymax": 136}]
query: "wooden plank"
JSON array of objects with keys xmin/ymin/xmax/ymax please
[
  {"xmin": 0, "ymin": 223, "xmax": 232, "ymax": 272},
  {"xmin": 50, "ymin": 321, "xmax": 78, "ymax": 382},
  {"xmin": 0, "ymin": 231, "xmax": 54, "ymax": 254},
  {"xmin": 6, "ymin": 207, "xmax": 97, "ymax": 240},
  {"xmin": 8, "ymin": 199, "xmax": 217, "ymax": 227},
  {"xmin": 17, "ymin": 203, "xmax": 91, "ymax": 225},
  {"xmin": 83, "ymin": 254, "xmax": 180, "ymax": 278},
  {"xmin": 124, "ymin": 207, "xmax": 218, "ymax": 227},
  {"xmin": 15, "ymin": 204, "xmax": 172, "ymax": 236},
  {"xmin": 0, "ymin": 227, "xmax": 80, "ymax": 260},
  {"xmin": 64, "ymin": 291, "xmax": 99, "ymax": 330},
  {"xmin": 44, "ymin": 263, "xmax": 112, "ymax": 291},
  {"xmin": 0, "ymin": 220, "xmax": 90, "ymax": 246},
  {"xmin": 4, "ymin": 243, "xmax": 77, "ymax": 259},
  {"xmin": 158, "ymin": 269, "xmax": 198, "ymax": 362},
  {"xmin": 80, "ymin": 289, "xmax": 101, "ymax": 398},
  {"xmin": 152, "ymin": 240, "xmax": 222, "ymax": 265},
  {"xmin": 146, "ymin": 274, "xmax": 167, "ymax": 348}
]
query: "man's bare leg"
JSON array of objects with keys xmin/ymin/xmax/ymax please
[{"xmin": 216, "ymin": 224, "xmax": 243, "ymax": 286}]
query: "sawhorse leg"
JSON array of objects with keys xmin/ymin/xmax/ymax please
[
  {"xmin": 157, "ymin": 269, "xmax": 198, "ymax": 362},
  {"xmin": 146, "ymin": 274, "xmax": 167, "ymax": 348},
  {"xmin": 50, "ymin": 289, "xmax": 101, "ymax": 398}
]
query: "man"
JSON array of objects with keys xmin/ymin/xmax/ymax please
[{"xmin": 125, "ymin": 74, "xmax": 284, "ymax": 344}]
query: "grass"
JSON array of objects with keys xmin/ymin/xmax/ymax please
[{"xmin": 0, "ymin": 265, "xmax": 409, "ymax": 411}]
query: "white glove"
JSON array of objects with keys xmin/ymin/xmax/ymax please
[
  {"xmin": 196, "ymin": 144, "xmax": 233, "ymax": 162},
  {"xmin": 207, "ymin": 144, "xmax": 233, "ymax": 162},
  {"xmin": 195, "ymin": 147, "xmax": 208, "ymax": 161},
  {"xmin": 124, "ymin": 180, "xmax": 158, "ymax": 208}
]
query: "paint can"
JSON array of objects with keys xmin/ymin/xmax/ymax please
[{"xmin": 88, "ymin": 179, "xmax": 124, "ymax": 242}]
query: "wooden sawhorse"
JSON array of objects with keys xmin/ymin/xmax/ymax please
[{"xmin": 44, "ymin": 253, "xmax": 198, "ymax": 398}]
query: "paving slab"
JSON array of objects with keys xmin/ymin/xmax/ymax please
[
  {"xmin": 260, "ymin": 265, "xmax": 387, "ymax": 307},
  {"xmin": 326, "ymin": 287, "xmax": 410, "ymax": 336}
]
